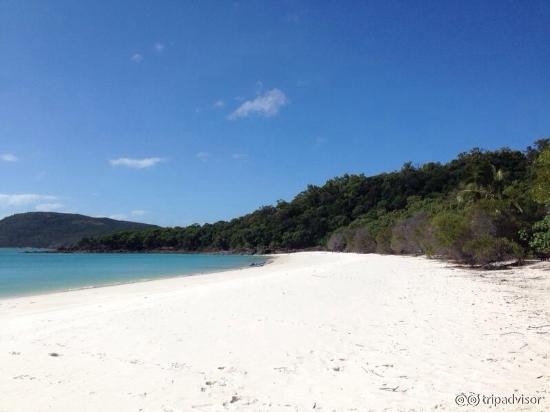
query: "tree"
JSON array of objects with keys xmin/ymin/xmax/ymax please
[
  {"xmin": 532, "ymin": 148, "xmax": 550, "ymax": 205},
  {"xmin": 528, "ymin": 216, "xmax": 550, "ymax": 259}
]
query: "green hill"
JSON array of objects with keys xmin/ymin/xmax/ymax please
[{"xmin": 0, "ymin": 212, "xmax": 158, "ymax": 248}]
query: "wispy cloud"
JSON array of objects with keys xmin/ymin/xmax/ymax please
[
  {"xmin": 196, "ymin": 152, "xmax": 211, "ymax": 162},
  {"xmin": 35, "ymin": 202, "xmax": 64, "ymax": 212},
  {"xmin": 285, "ymin": 13, "xmax": 301, "ymax": 23},
  {"xmin": 131, "ymin": 53, "xmax": 143, "ymax": 63},
  {"xmin": 154, "ymin": 42, "xmax": 165, "ymax": 52},
  {"xmin": 285, "ymin": 9, "xmax": 308, "ymax": 24},
  {"xmin": 1, "ymin": 153, "xmax": 18, "ymax": 162},
  {"xmin": 213, "ymin": 99, "xmax": 225, "ymax": 109},
  {"xmin": 231, "ymin": 153, "xmax": 248, "ymax": 160},
  {"xmin": 108, "ymin": 214, "xmax": 127, "ymax": 221},
  {"xmin": 314, "ymin": 137, "xmax": 327, "ymax": 146},
  {"xmin": 0, "ymin": 194, "xmax": 57, "ymax": 207},
  {"xmin": 228, "ymin": 88, "xmax": 288, "ymax": 120},
  {"xmin": 107, "ymin": 210, "xmax": 147, "ymax": 221},
  {"xmin": 109, "ymin": 157, "xmax": 162, "ymax": 169}
]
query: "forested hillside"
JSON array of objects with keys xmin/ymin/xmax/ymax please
[
  {"xmin": 0, "ymin": 212, "xmax": 157, "ymax": 248},
  {"xmin": 72, "ymin": 140, "xmax": 549, "ymax": 266}
]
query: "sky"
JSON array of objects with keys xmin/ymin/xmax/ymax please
[{"xmin": 1, "ymin": 0, "xmax": 549, "ymax": 226}]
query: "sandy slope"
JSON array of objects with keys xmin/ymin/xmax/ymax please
[{"xmin": 0, "ymin": 252, "xmax": 549, "ymax": 411}]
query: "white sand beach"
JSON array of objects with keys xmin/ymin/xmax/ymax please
[{"xmin": 1, "ymin": 252, "xmax": 549, "ymax": 411}]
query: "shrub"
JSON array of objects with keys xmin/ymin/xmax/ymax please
[
  {"xmin": 432, "ymin": 211, "xmax": 468, "ymax": 247},
  {"xmin": 527, "ymin": 215, "xmax": 550, "ymax": 259},
  {"xmin": 326, "ymin": 231, "xmax": 346, "ymax": 252},
  {"xmin": 531, "ymin": 148, "xmax": 550, "ymax": 205},
  {"xmin": 375, "ymin": 226, "xmax": 394, "ymax": 254},
  {"xmin": 390, "ymin": 212, "xmax": 434, "ymax": 255},
  {"xmin": 463, "ymin": 236, "xmax": 523, "ymax": 266},
  {"xmin": 431, "ymin": 210, "xmax": 470, "ymax": 260},
  {"xmin": 348, "ymin": 227, "xmax": 377, "ymax": 253},
  {"xmin": 468, "ymin": 207, "xmax": 497, "ymax": 238}
]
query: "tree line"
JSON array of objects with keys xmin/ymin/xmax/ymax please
[{"xmin": 71, "ymin": 140, "xmax": 549, "ymax": 267}]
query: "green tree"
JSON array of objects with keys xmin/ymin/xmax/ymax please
[
  {"xmin": 529, "ymin": 216, "xmax": 550, "ymax": 259},
  {"xmin": 531, "ymin": 148, "xmax": 550, "ymax": 205}
]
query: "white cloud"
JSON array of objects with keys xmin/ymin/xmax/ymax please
[
  {"xmin": 109, "ymin": 214, "xmax": 128, "ymax": 221},
  {"xmin": 314, "ymin": 137, "xmax": 327, "ymax": 146},
  {"xmin": 231, "ymin": 153, "xmax": 248, "ymax": 160},
  {"xmin": 213, "ymin": 99, "xmax": 225, "ymax": 109},
  {"xmin": 285, "ymin": 13, "xmax": 301, "ymax": 23},
  {"xmin": 196, "ymin": 152, "xmax": 211, "ymax": 162},
  {"xmin": 228, "ymin": 88, "xmax": 288, "ymax": 120},
  {"xmin": 1, "ymin": 153, "xmax": 18, "ymax": 162},
  {"xmin": 107, "ymin": 210, "xmax": 146, "ymax": 221},
  {"xmin": 110, "ymin": 157, "xmax": 162, "ymax": 169},
  {"xmin": 0, "ymin": 194, "xmax": 57, "ymax": 207},
  {"xmin": 34, "ymin": 202, "xmax": 64, "ymax": 212},
  {"xmin": 154, "ymin": 42, "xmax": 165, "ymax": 52},
  {"xmin": 131, "ymin": 53, "xmax": 143, "ymax": 63},
  {"xmin": 285, "ymin": 10, "xmax": 308, "ymax": 24}
]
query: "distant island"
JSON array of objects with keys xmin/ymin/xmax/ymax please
[
  {"xmin": 65, "ymin": 140, "xmax": 549, "ymax": 267},
  {"xmin": 0, "ymin": 212, "xmax": 157, "ymax": 248}
]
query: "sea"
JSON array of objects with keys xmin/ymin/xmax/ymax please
[{"xmin": 0, "ymin": 248, "xmax": 266, "ymax": 298}]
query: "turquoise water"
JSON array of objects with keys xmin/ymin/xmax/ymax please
[{"xmin": 0, "ymin": 248, "xmax": 266, "ymax": 298}]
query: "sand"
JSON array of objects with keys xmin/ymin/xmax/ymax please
[{"xmin": 1, "ymin": 252, "xmax": 549, "ymax": 411}]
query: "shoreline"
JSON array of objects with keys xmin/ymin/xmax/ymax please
[
  {"xmin": 1, "ymin": 252, "xmax": 548, "ymax": 411},
  {"xmin": 0, "ymin": 254, "xmax": 274, "ymax": 301}
]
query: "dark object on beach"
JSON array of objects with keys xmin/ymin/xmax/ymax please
[
  {"xmin": 249, "ymin": 262, "xmax": 265, "ymax": 267},
  {"xmin": 48, "ymin": 352, "xmax": 60, "ymax": 357}
]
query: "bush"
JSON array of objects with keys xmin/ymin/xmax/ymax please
[
  {"xmin": 390, "ymin": 212, "xmax": 434, "ymax": 255},
  {"xmin": 429, "ymin": 206, "xmax": 516, "ymax": 263},
  {"xmin": 375, "ymin": 226, "xmax": 394, "ymax": 254},
  {"xmin": 531, "ymin": 148, "xmax": 550, "ymax": 204},
  {"xmin": 468, "ymin": 207, "xmax": 497, "ymax": 238},
  {"xmin": 326, "ymin": 231, "xmax": 346, "ymax": 252},
  {"xmin": 431, "ymin": 210, "xmax": 469, "ymax": 260},
  {"xmin": 525, "ymin": 215, "xmax": 550, "ymax": 259},
  {"xmin": 348, "ymin": 227, "xmax": 377, "ymax": 253},
  {"xmin": 463, "ymin": 236, "xmax": 523, "ymax": 266}
]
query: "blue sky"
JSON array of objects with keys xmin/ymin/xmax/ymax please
[{"xmin": 1, "ymin": 0, "xmax": 549, "ymax": 226}]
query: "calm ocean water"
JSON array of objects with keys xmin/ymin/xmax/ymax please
[{"xmin": 0, "ymin": 248, "xmax": 266, "ymax": 298}]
